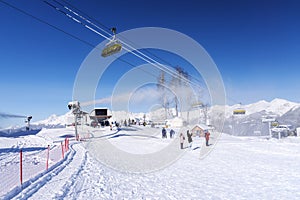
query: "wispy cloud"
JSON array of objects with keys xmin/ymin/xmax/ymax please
[
  {"xmin": 0, "ymin": 112, "xmax": 26, "ymax": 119},
  {"xmin": 80, "ymin": 86, "xmax": 163, "ymax": 108},
  {"xmin": 80, "ymin": 85, "xmax": 199, "ymax": 111},
  {"xmin": 80, "ymin": 97, "xmax": 112, "ymax": 107}
]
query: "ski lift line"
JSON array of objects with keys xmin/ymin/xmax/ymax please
[
  {"xmin": 84, "ymin": 24, "xmax": 112, "ymax": 42},
  {"xmin": 44, "ymin": 1, "xmax": 76, "ymax": 22},
  {"xmin": 5, "ymin": 0, "xmax": 200, "ymax": 94},
  {"xmin": 64, "ymin": 0, "xmax": 209, "ymax": 87},
  {"xmin": 82, "ymin": 19, "xmax": 183, "ymax": 83},
  {"xmin": 81, "ymin": 17, "xmax": 180, "ymax": 79},
  {"xmin": 113, "ymin": 33, "xmax": 206, "ymax": 88},
  {"xmin": 118, "ymin": 43, "xmax": 201, "ymax": 89},
  {"xmin": 59, "ymin": 0, "xmax": 112, "ymax": 31},
  {"xmin": 120, "ymin": 38, "xmax": 174, "ymax": 66},
  {"xmin": 48, "ymin": 0, "xmax": 114, "ymax": 43},
  {"xmin": 110, "ymin": 31, "xmax": 207, "ymax": 87},
  {"xmin": 69, "ymin": 5, "xmax": 201, "ymax": 90},
  {"xmin": 57, "ymin": 0, "xmax": 206, "ymax": 87},
  {"xmin": 60, "ymin": 2, "xmax": 112, "ymax": 37},
  {"xmin": 64, "ymin": 6, "xmax": 110, "ymax": 36},
  {"xmin": 0, "ymin": 0, "xmax": 158, "ymax": 83},
  {"xmin": 0, "ymin": 0, "xmax": 184, "ymax": 96},
  {"xmin": 47, "ymin": 0, "xmax": 205, "ymax": 91},
  {"xmin": 79, "ymin": 22, "xmax": 198, "ymax": 86},
  {"xmin": 0, "ymin": 0, "xmax": 96, "ymax": 49},
  {"xmin": 120, "ymin": 39, "xmax": 207, "ymax": 88},
  {"xmin": 48, "ymin": 0, "xmax": 202, "ymax": 89},
  {"xmin": 59, "ymin": 6, "xmax": 162, "ymax": 81},
  {"xmin": 0, "ymin": 0, "xmax": 133, "ymax": 75},
  {"xmin": 44, "ymin": 0, "xmax": 118, "ymax": 46}
]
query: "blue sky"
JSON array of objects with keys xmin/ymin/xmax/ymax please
[{"xmin": 0, "ymin": 0, "xmax": 300, "ymax": 127}]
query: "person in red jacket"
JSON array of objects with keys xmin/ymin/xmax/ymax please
[{"xmin": 205, "ymin": 130, "xmax": 210, "ymax": 146}]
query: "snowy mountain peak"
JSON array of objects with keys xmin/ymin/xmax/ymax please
[
  {"xmin": 224, "ymin": 98, "xmax": 300, "ymax": 117},
  {"xmin": 268, "ymin": 98, "xmax": 299, "ymax": 116},
  {"xmin": 33, "ymin": 111, "xmax": 73, "ymax": 126},
  {"xmin": 270, "ymin": 98, "xmax": 294, "ymax": 107}
]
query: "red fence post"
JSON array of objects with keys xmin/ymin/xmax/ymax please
[
  {"xmin": 46, "ymin": 145, "xmax": 50, "ymax": 170},
  {"xmin": 61, "ymin": 141, "xmax": 64, "ymax": 159},
  {"xmin": 64, "ymin": 138, "xmax": 67, "ymax": 152},
  {"xmin": 66, "ymin": 138, "xmax": 69, "ymax": 151},
  {"xmin": 20, "ymin": 149, "xmax": 23, "ymax": 185}
]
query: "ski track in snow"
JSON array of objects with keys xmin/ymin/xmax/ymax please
[
  {"xmin": 1, "ymin": 127, "xmax": 300, "ymax": 199},
  {"xmin": 4, "ymin": 144, "xmax": 76, "ymax": 200},
  {"xmin": 24, "ymin": 143, "xmax": 86, "ymax": 200}
]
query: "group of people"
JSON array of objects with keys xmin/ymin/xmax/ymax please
[
  {"xmin": 161, "ymin": 127, "xmax": 211, "ymax": 149},
  {"xmin": 161, "ymin": 127, "xmax": 175, "ymax": 138},
  {"xmin": 179, "ymin": 129, "xmax": 210, "ymax": 149}
]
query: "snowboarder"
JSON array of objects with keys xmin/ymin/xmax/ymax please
[
  {"xmin": 187, "ymin": 130, "xmax": 193, "ymax": 149},
  {"xmin": 162, "ymin": 127, "xmax": 167, "ymax": 138},
  {"xmin": 179, "ymin": 133, "xmax": 185, "ymax": 149},
  {"xmin": 205, "ymin": 130, "xmax": 210, "ymax": 146}
]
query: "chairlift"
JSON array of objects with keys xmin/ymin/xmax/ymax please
[
  {"xmin": 101, "ymin": 27, "xmax": 122, "ymax": 57},
  {"xmin": 233, "ymin": 109, "xmax": 246, "ymax": 115},
  {"xmin": 233, "ymin": 103, "xmax": 246, "ymax": 115}
]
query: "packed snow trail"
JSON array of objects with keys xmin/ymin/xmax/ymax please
[
  {"xmin": 63, "ymin": 134, "xmax": 300, "ymax": 199},
  {"xmin": 2, "ymin": 127, "xmax": 300, "ymax": 199}
]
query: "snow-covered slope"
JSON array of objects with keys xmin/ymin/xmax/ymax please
[{"xmin": 1, "ymin": 127, "xmax": 300, "ymax": 199}]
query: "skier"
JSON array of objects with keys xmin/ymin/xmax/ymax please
[
  {"xmin": 179, "ymin": 133, "xmax": 185, "ymax": 149},
  {"xmin": 187, "ymin": 130, "xmax": 193, "ymax": 149},
  {"xmin": 205, "ymin": 130, "xmax": 210, "ymax": 146}
]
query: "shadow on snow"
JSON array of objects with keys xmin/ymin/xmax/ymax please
[
  {"xmin": 0, "ymin": 129, "xmax": 42, "ymax": 138},
  {"xmin": 0, "ymin": 146, "xmax": 47, "ymax": 154}
]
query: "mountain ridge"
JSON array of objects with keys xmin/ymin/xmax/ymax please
[{"xmin": 31, "ymin": 98, "xmax": 300, "ymax": 136}]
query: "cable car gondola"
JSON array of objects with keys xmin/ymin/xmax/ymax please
[
  {"xmin": 233, "ymin": 109, "xmax": 246, "ymax": 115},
  {"xmin": 101, "ymin": 27, "xmax": 122, "ymax": 57},
  {"xmin": 233, "ymin": 103, "xmax": 246, "ymax": 115}
]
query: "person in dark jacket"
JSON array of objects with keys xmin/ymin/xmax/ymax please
[
  {"xmin": 187, "ymin": 130, "xmax": 193, "ymax": 148},
  {"xmin": 170, "ymin": 129, "xmax": 175, "ymax": 138},
  {"xmin": 162, "ymin": 127, "xmax": 167, "ymax": 138}
]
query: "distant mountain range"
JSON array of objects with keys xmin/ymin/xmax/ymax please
[
  {"xmin": 225, "ymin": 98, "xmax": 299, "ymax": 117},
  {"xmin": 215, "ymin": 98, "xmax": 300, "ymax": 136},
  {"xmin": 28, "ymin": 98, "xmax": 300, "ymax": 136}
]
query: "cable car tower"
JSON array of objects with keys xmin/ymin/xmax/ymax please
[
  {"xmin": 25, "ymin": 116, "xmax": 32, "ymax": 131},
  {"xmin": 68, "ymin": 101, "xmax": 81, "ymax": 140}
]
